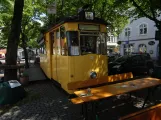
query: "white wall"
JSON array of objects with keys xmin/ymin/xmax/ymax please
[{"xmin": 119, "ymin": 17, "xmax": 159, "ymax": 60}]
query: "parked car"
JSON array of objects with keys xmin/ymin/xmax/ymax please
[
  {"xmin": 108, "ymin": 54, "xmax": 121, "ymax": 63},
  {"xmin": 108, "ymin": 54, "xmax": 154, "ymax": 75}
]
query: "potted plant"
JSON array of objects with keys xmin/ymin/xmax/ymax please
[{"xmin": 19, "ymin": 72, "xmax": 29, "ymax": 86}]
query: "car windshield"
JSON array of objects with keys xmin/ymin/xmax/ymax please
[{"xmin": 115, "ymin": 56, "xmax": 128, "ymax": 63}]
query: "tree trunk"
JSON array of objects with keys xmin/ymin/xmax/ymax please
[
  {"xmin": 4, "ymin": 0, "xmax": 24, "ymax": 81},
  {"xmin": 22, "ymin": 33, "xmax": 29, "ymax": 68}
]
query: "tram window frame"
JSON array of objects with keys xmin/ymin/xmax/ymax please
[
  {"xmin": 66, "ymin": 31, "xmax": 79, "ymax": 56},
  {"xmin": 80, "ymin": 35, "xmax": 97, "ymax": 55},
  {"xmin": 60, "ymin": 26, "xmax": 67, "ymax": 56},
  {"xmin": 39, "ymin": 37, "xmax": 47, "ymax": 54},
  {"xmin": 39, "ymin": 44, "xmax": 47, "ymax": 54},
  {"xmin": 60, "ymin": 26, "xmax": 65, "ymax": 39},
  {"xmin": 99, "ymin": 33, "xmax": 107, "ymax": 55},
  {"xmin": 79, "ymin": 32, "xmax": 107, "ymax": 55},
  {"xmin": 56, "ymin": 29, "xmax": 61, "ymax": 55},
  {"xmin": 50, "ymin": 32, "xmax": 54, "ymax": 55}
]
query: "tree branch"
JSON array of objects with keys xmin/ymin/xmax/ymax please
[
  {"xmin": 131, "ymin": 0, "xmax": 160, "ymax": 23},
  {"xmin": 149, "ymin": 0, "xmax": 156, "ymax": 19}
]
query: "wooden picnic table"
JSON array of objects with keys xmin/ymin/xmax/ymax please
[{"xmin": 74, "ymin": 77, "xmax": 161, "ymax": 120}]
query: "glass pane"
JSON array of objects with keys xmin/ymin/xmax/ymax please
[
  {"xmin": 128, "ymin": 31, "xmax": 130, "ymax": 36},
  {"xmin": 66, "ymin": 31, "xmax": 79, "ymax": 46},
  {"xmin": 125, "ymin": 31, "xmax": 127, "ymax": 36},
  {"xmin": 66, "ymin": 31, "xmax": 79, "ymax": 56},
  {"xmin": 80, "ymin": 36, "xmax": 96, "ymax": 54},
  {"xmin": 140, "ymin": 29, "xmax": 143, "ymax": 34},
  {"xmin": 140, "ymin": 24, "xmax": 143, "ymax": 28},
  {"xmin": 144, "ymin": 28, "xmax": 147, "ymax": 34}
]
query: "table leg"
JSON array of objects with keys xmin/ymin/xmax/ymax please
[
  {"xmin": 142, "ymin": 88, "xmax": 151, "ymax": 108},
  {"xmin": 83, "ymin": 102, "xmax": 88, "ymax": 120},
  {"xmin": 82, "ymin": 101, "xmax": 99, "ymax": 120}
]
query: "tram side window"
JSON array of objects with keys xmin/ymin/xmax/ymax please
[
  {"xmin": 39, "ymin": 44, "xmax": 47, "ymax": 54},
  {"xmin": 100, "ymin": 33, "xmax": 107, "ymax": 55},
  {"xmin": 50, "ymin": 32, "xmax": 54, "ymax": 55},
  {"xmin": 60, "ymin": 26, "xmax": 67, "ymax": 55},
  {"xmin": 66, "ymin": 31, "xmax": 79, "ymax": 56},
  {"xmin": 56, "ymin": 29, "xmax": 61, "ymax": 55}
]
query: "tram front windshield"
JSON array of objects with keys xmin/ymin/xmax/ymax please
[
  {"xmin": 80, "ymin": 32, "xmax": 107, "ymax": 55},
  {"xmin": 66, "ymin": 31, "xmax": 107, "ymax": 55}
]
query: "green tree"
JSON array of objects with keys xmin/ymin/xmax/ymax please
[
  {"xmin": 40, "ymin": 0, "xmax": 130, "ymax": 35},
  {"xmin": 0, "ymin": 0, "xmax": 14, "ymax": 48},
  {"xmin": 0, "ymin": 0, "xmax": 43, "ymax": 68},
  {"xmin": 123, "ymin": 0, "xmax": 161, "ymax": 64},
  {"xmin": 20, "ymin": 0, "xmax": 42, "ymax": 68}
]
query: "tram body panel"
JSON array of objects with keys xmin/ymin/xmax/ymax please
[
  {"xmin": 56, "ymin": 56, "xmax": 69, "ymax": 88},
  {"xmin": 40, "ymin": 54, "xmax": 48, "ymax": 76},
  {"xmin": 100, "ymin": 24, "xmax": 107, "ymax": 32},
  {"xmin": 51, "ymin": 55, "xmax": 57, "ymax": 80},
  {"xmin": 40, "ymin": 33, "xmax": 52, "ymax": 79},
  {"xmin": 69, "ymin": 54, "xmax": 107, "ymax": 82},
  {"xmin": 64, "ymin": 23, "xmax": 78, "ymax": 31},
  {"xmin": 38, "ymin": 12, "xmax": 109, "ymax": 93}
]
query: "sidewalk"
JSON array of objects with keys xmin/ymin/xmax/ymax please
[{"xmin": 24, "ymin": 64, "xmax": 47, "ymax": 81}]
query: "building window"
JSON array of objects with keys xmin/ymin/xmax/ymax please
[
  {"xmin": 138, "ymin": 44, "xmax": 147, "ymax": 53},
  {"xmin": 125, "ymin": 27, "xmax": 131, "ymax": 37},
  {"xmin": 124, "ymin": 44, "xmax": 134, "ymax": 55},
  {"xmin": 139, "ymin": 24, "xmax": 147, "ymax": 35}
]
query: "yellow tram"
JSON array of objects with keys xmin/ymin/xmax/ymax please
[{"xmin": 38, "ymin": 10, "xmax": 109, "ymax": 93}]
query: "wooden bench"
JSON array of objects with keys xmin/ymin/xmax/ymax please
[
  {"xmin": 71, "ymin": 97, "xmax": 84, "ymax": 104},
  {"xmin": 68, "ymin": 72, "xmax": 133, "ymax": 90},
  {"xmin": 69, "ymin": 72, "xmax": 133, "ymax": 105},
  {"xmin": 119, "ymin": 103, "xmax": 161, "ymax": 120}
]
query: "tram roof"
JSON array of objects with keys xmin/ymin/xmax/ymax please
[
  {"xmin": 46, "ymin": 16, "xmax": 109, "ymax": 33},
  {"xmin": 37, "ymin": 16, "xmax": 109, "ymax": 43}
]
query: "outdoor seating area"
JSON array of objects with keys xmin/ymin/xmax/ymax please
[
  {"xmin": 70, "ymin": 76, "xmax": 161, "ymax": 120},
  {"xmin": 120, "ymin": 103, "xmax": 161, "ymax": 120}
]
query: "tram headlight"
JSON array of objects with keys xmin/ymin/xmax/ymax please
[{"xmin": 90, "ymin": 71, "xmax": 97, "ymax": 79}]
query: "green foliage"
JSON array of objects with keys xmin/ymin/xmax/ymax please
[
  {"xmin": 0, "ymin": 0, "xmax": 14, "ymax": 48},
  {"xmin": 0, "ymin": 0, "xmax": 42, "ymax": 49},
  {"xmin": 40, "ymin": 0, "xmax": 130, "ymax": 35},
  {"xmin": 120, "ymin": 0, "xmax": 161, "ymax": 28},
  {"xmin": 0, "ymin": 0, "xmax": 132, "ymax": 48}
]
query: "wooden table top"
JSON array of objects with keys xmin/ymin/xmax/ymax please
[{"xmin": 74, "ymin": 77, "xmax": 161, "ymax": 102}]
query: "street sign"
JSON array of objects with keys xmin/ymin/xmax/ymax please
[{"xmin": 148, "ymin": 41, "xmax": 155, "ymax": 45}]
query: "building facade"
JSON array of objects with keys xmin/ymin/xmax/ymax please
[
  {"xmin": 119, "ymin": 17, "xmax": 159, "ymax": 60},
  {"xmin": 107, "ymin": 33, "xmax": 119, "ymax": 56}
]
